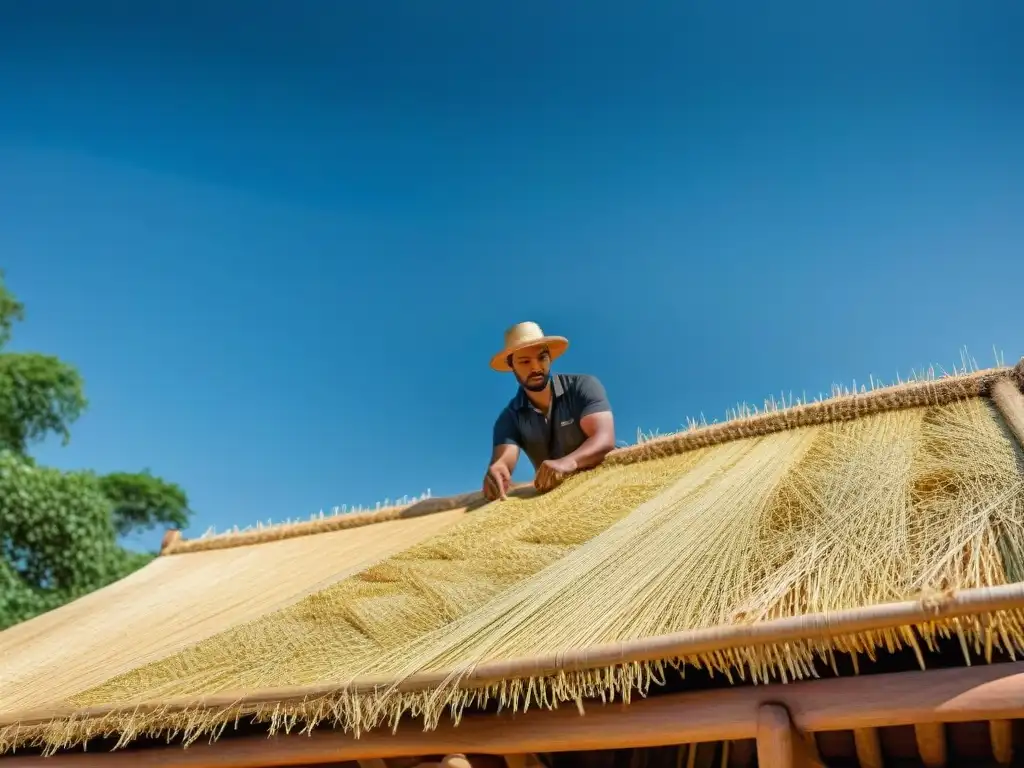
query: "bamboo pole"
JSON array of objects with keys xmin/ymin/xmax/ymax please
[{"xmin": 7, "ymin": 662, "xmax": 1024, "ymax": 767}]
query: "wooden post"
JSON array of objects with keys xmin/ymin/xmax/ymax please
[
  {"xmin": 914, "ymin": 723, "xmax": 947, "ymax": 768},
  {"xmin": 756, "ymin": 704, "xmax": 822, "ymax": 768},
  {"xmin": 442, "ymin": 755, "xmax": 472, "ymax": 768},
  {"xmin": 159, "ymin": 528, "xmax": 182, "ymax": 555},
  {"xmin": 852, "ymin": 728, "xmax": 883, "ymax": 768},
  {"xmin": 989, "ymin": 719, "xmax": 1013, "ymax": 766}
]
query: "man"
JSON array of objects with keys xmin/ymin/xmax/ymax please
[{"xmin": 482, "ymin": 321, "xmax": 616, "ymax": 501}]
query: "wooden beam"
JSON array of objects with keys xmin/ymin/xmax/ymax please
[
  {"xmin": 852, "ymin": 728, "xmax": 883, "ymax": 768},
  {"xmin": 7, "ymin": 662, "xmax": 1024, "ymax": 767}
]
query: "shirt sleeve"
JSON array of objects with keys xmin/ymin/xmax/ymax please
[
  {"xmin": 576, "ymin": 375, "xmax": 612, "ymax": 418},
  {"xmin": 492, "ymin": 408, "xmax": 521, "ymax": 448}
]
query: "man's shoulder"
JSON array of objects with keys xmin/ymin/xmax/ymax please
[
  {"xmin": 557, "ymin": 372, "xmax": 604, "ymax": 391},
  {"xmin": 495, "ymin": 393, "xmax": 521, "ymax": 423},
  {"xmin": 558, "ymin": 373, "xmax": 610, "ymax": 408}
]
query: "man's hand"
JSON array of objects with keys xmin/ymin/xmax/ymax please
[
  {"xmin": 535, "ymin": 456, "xmax": 578, "ymax": 493},
  {"xmin": 483, "ymin": 461, "xmax": 512, "ymax": 501}
]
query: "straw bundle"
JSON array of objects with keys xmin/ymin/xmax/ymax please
[{"xmin": 2, "ymin": 370, "xmax": 1024, "ymax": 755}]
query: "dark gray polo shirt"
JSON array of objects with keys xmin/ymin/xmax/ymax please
[{"xmin": 492, "ymin": 373, "xmax": 612, "ymax": 470}]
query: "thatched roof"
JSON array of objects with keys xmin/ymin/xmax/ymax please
[{"xmin": 2, "ymin": 360, "xmax": 1024, "ymax": 757}]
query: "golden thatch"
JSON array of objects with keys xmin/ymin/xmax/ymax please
[{"xmin": 1, "ymin": 360, "xmax": 1023, "ymax": 756}]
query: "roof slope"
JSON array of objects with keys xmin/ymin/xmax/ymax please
[
  {"xmin": 0, "ymin": 507, "xmax": 468, "ymax": 715},
  {"xmin": 1, "ymin": 361, "xmax": 1023, "ymax": 756}
]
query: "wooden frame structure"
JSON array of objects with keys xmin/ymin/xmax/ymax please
[{"xmin": 3, "ymin": 361, "xmax": 1024, "ymax": 767}]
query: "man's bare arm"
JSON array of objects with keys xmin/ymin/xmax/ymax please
[
  {"xmin": 490, "ymin": 442, "xmax": 519, "ymax": 473},
  {"xmin": 564, "ymin": 411, "xmax": 616, "ymax": 470},
  {"xmin": 483, "ymin": 443, "xmax": 520, "ymax": 500}
]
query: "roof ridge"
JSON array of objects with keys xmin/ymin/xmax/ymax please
[
  {"xmin": 160, "ymin": 360, "xmax": 1018, "ymax": 556},
  {"xmin": 159, "ymin": 488, "xmax": 504, "ymax": 555}
]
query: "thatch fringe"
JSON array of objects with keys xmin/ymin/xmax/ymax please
[
  {"xmin": 3, "ymin": 603, "xmax": 1024, "ymax": 756},
  {"xmin": 162, "ymin": 364, "xmax": 1015, "ymax": 556}
]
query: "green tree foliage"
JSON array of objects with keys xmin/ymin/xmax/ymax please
[
  {"xmin": 0, "ymin": 271, "xmax": 192, "ymax": 630},
  {"xmin": 0, "ymin": 352, "xmax": 87, "ymax": 454},
  {"xmin": 100, "ymin": 470, "xmax": 191, "ymax": 537}
]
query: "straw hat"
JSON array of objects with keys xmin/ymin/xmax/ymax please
[{"xmin": 489, "ymin": 321, "xmax": 569, "ymax": 372}]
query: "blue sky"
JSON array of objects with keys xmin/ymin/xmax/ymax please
[{"xmin": 1, "ymin": 1, "xmax": 1022, "ymax": 547}]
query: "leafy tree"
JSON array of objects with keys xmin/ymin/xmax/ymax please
[
  {"xmin": 100, "ymin": 470, "xmax": 191, "ymax": 537},
  {"xmin": 0, "ymin": 271, "xmax": 192, "ymax": 630},
  {"xmin": 0, "ymin": 352, "xmax": 87, "ymax": 454}
]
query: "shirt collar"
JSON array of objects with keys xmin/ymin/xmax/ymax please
[{"xmin": 514, "ymin": 374, "xmax": 563, "ymax": 410}]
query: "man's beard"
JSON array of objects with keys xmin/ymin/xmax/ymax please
[{"xmin": 516, "ymin": 371, "xmax": 550, "ymax": 392}]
